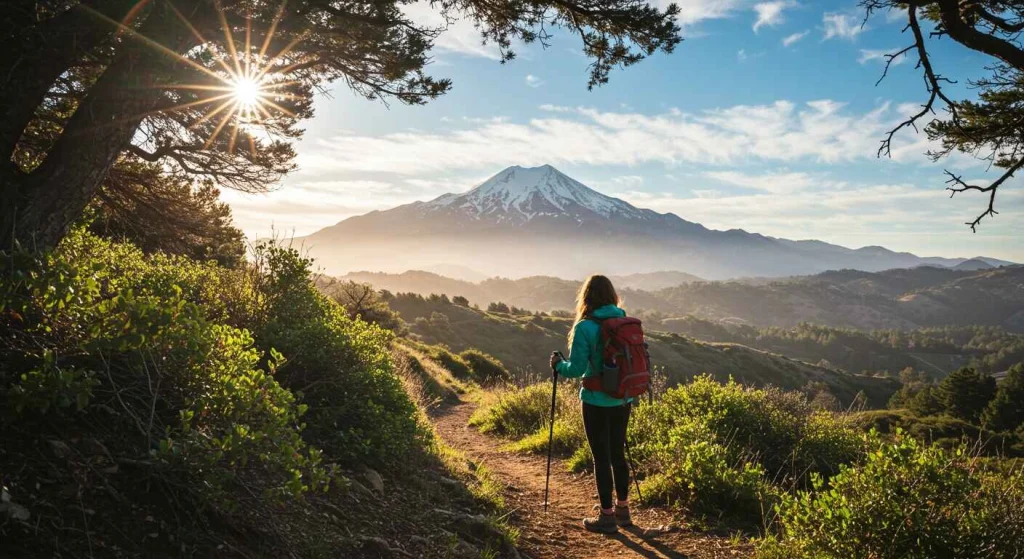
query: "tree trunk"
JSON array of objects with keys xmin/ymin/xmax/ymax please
[
  {"xmin": 0, "ymin": 0, "xmax": 144, "ymax": 163},
  {"xmin": 0, "ymin": 1, "xmax": 206, "ymax": 252}
]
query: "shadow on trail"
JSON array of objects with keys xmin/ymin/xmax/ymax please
[{"xmin": 604, "ymin": 526, "xmax": 692, "ymax": 559}]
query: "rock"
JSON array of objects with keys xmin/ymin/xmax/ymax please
[
  {"xmin": 349, "ymin": 479, "xmax": 377, "ymax": 501},
  {"xmin": 438, "ymin": 476, "xmax": 461, "ymax": 488},
  {"xmin": 48, "ymin": 440, "xmax": 73, "ymax": 460},
  {"xmin": 362, "ymin": 468, "xmax": 384, "ymax": 495},
  {"xmin": 408, "ymin": 535, "xmax": 429, "ymax": 546}
]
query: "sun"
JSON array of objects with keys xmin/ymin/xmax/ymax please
[{"xmin": 232, "ymin": 77, "xmax": 263, "ymax": 109}]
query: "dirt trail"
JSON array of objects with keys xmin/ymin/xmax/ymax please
[{"xmin": 429, "ymin": 399, "xmax": 747, "ymax": 559}]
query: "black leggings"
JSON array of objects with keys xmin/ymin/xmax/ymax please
[{"xmin": 582, "ymin": 402, "xmax": 631, "ymax": 510}]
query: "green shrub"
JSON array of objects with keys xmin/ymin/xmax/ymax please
[
  {"xmin": 472, "ymin": 374, "xmax": 862, "ymax": 523},
  {"xmin": 470, "ymin": 383, "xmax": 559, "ymax": 438},
  {"xmin": 1, "ymin": 232, "xmax": 327, "ymax": 498},
  {"xmin": 756, "ymin": 431, "xmax": 1024, "ymax": 559},
  {"xmin": 640, "ymin": 418, "xmax": 771, "ymax": 519},
  {"xmin": 415, "ymin": 343, "xmax": 474, "ymax": 379},
  {"xmin": 642, "ymin": 376, "xmax": 858, "ymax": 484},
  {"xmin": 460, "ymin": 349, "xmax": 510, "ymax": 383},
  {"xmin": 243, "ymin": 242, "xmax": 423, "ymax": 467}
]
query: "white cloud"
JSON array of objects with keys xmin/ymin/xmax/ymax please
[
  {"xmin": 823, "ymin": 12, "xmax": 865, "ymax": 41},
  {"xmin": 858, "ymin": 48, "xmax": 908, "ymax": 66},
  {"xmin": 668, "ymin": 0, "xmax": 749, "ymax": 29},
  {"xmin": 526, "ymin": 74, "xmax": 544, "ymax": 88},
  {"xmin": 753, "ymin": 1, "xmax": 795, "ymax": 32},
  {"xmin": 737, "ymin": 49, "xmax": 748, "ymax": 61},
  {"xmin": 615, "ymin": 180, "xmax": 1024, "ymax": 252},
  {"xmin": 703, "ymin": 170, "xmax": 826, "ymax": 194},
  {"xmin": 299, "ymin": 100, "xmax": 939, "ymax": 177},
  {"xmin": 782, "ymin": 30, "xmax": 809, "ymax": 46},
  {"xmin": 401, "ymin": 2, "xmax": 500, "ymax": 60}
]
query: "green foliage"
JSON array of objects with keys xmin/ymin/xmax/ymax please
[
  {"xmin": 850, "ymin": 409, "xmax": 1021, "ymax": 456},
  {"xmin": 907, "ymin": 384, "xmax": 945, "ymax": 416},
  {"xmin": 1, "ymin": 230, "xmax": 327, "ymax": 498},
  {"xmin": 984, "ymin": 363, "xmax": 1024, "ymax": 432},
  {"xmin": 323, "ymin": 280, "xmax": 405, "ymax": 333},
  {"xmin": 636, "ymin": 376, "xmax": 860, "ymax": 521},
  {"xmin": 459, "ymin": 349, "xmax": 510, "ymax": 383},
  {"xmin": 242, "ymin": 242, "xmax": 423, "ymax": 467},
  {"xmin": 756, "ymin": 431, "xmax": 1024, "ymax": 559},
  {"xmin": 470, "ymin": 383, "xmax": 558, "ymax": 438},
  {"xmin": 89, "ymin": 162, "xmax": 246, "ymax": 268},
  {"xmin": 472, "ymin": 375, "xmax": 860, "ymax": 522},
  {"xmin": 938, "ymin": 367, "xmax": 998, "ymax": 422},
  {"xmin": 409, "ymin": 341, "xmax": 474, "ymax": 380}
]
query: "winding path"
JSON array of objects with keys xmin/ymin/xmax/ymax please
[{"xmin": 429, "ymin": 398, "xmax": 748, "ymax": 559}]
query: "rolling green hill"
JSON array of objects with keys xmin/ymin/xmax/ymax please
[
  {"xmin": 342, "ymin": 265, "xmax": 1024, "ymax": 333},
  {"xmin": 387, "ymin": 294, "xmax": 899, "ymax": 407}
]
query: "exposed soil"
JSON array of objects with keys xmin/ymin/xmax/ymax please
[{"xmin": 429, "ymin": 398, "xmax": 751, "ymax": 559}]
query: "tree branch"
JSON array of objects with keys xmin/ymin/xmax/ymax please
[
  {"xmin": 945, "ymin": 156, "xmax": 1024, "ymax": 232},
  {"xmin": 936, "ymin": 0, "xmax": 1024, "ymax": 71},
  {"xmin": 879, "ymin": 6, "xmax": 959, "ymax": 158}
]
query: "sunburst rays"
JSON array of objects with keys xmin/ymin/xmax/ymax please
[{"xmin": 86, "ymin": 0, "xmax": 303, "ymax": 155}]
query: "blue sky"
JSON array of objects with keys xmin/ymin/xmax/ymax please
[{"xmin": 221, "ymin": 0, "xmax": 1023, "ymax": 261}]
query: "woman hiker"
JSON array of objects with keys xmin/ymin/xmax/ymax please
[{"xmin": 549, "ymin": 274, "xmax": 634, "ymax": 534}]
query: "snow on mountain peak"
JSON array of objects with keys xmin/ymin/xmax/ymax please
[{"xmin": 425, "ymin": 164, "xmax": 645, "ymax": 222}]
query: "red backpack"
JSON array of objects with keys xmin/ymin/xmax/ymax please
[{"xmin": 582, "ymin": 316, "xmax": 652, "ymax": 400}]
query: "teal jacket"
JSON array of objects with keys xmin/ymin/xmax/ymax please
[{"xmin": 555, "ymin": 304, "xmax": 632, "ymax": 407}]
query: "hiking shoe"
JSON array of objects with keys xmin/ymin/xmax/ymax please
[
  {"xmin": 583, "ymin": 511, "xmax": 619, "ymax": 534},
  {"xmin": 614, "ymin": 505, "xmax": 633, "ymax": 527}
]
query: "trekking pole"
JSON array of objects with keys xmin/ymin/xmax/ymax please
[{"xmin": 543, "ymin": 351, "xmax": 561, "ymax": 513}]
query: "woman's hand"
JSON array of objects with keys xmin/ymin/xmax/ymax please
[{"xmin": 550, "ymin": 351, "xmax": 563, "ymax": 374}]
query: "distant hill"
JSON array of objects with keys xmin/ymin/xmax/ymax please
[
  {"xmin": 952, "ymin": 258, "xmax": 995, "ymax": 271},
  {"xmin": 300, "ymin": 164, "xmax": 1011, "ymax": 279},
  {"xmin": 610, "ymin": 271, "xmax": 704, "ymax": 290},
  {"xmin": 343, "ymin": 265, "xmax": 1024, "ymax": 333},
  {"xmin": 387, "ymin": 294, "xmax": 899, "ymax": 407}
]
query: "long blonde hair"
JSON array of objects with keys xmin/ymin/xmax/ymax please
[{"xmin": 567, "ymin": 274, "xmax": 620, "ymax": 346}]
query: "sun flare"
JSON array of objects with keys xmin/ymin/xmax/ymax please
[{"xmin": 233, "ymin": 77, "xmax": 263, "ymax": 108}]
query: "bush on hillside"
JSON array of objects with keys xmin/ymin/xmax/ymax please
[
  {"xmin": 412, "ymin": 342, "xmax": 474, "ymax": 379},
  {"xmin": 756, "ymin": 431, "xmax": 1024, "ymax": 559},
  {"xmin": 324, "ymin": 280, "xmax": 405, "ymax": 333},
  {"xmin": 460, "ymin": 349, "xmax": 510, "ymax": 382},
  {"xmin": 633, "ymin": 377, "xmax": 860, "ymax": 521},
  {"xmin": 241, "ymin": 242, "xmax": 423, "ymax": 466},
  {"xmin": 470, "ymin": 383, "xmax": 561, "ymax": 438},
  {"xmin": 850, "ymin": 409, "xmax": 1021, "ymax": 456},
  {"xmin": 0, "ymin": 231, "xmax": 329, "ymax": 508},
  {"xmin": 471, "ymin": 374, "xmax": 861, "ymax": 522}
]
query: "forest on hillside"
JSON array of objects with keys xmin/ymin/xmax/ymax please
[{"xmin": 340, "ymin": 265, "xmax": 1024, "ymax": 332}]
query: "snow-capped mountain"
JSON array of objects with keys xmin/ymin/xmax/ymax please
[
  {"xmin": 422, "ymin": 164, "xmax": 650, "ymax": 224},
  {"xmin": 302, "ymin": 165, "xmax": 1013, "ymax": 279}
]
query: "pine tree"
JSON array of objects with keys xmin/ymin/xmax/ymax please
[
  {"xmin": 937, "ymin": 367, "xmax": 998, "ymax": 422},
  {"xmin": 983, "ymin": 363, "xmax": 1024, "ymax": 432},
  {"xmin": 908, "ymin": 386, "xmax": 944, "ymax": 417}
]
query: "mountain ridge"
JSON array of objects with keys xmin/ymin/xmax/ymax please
[{"xmin": 303, "ymin": 164, "xmax": 1013, "ymax": 279}]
